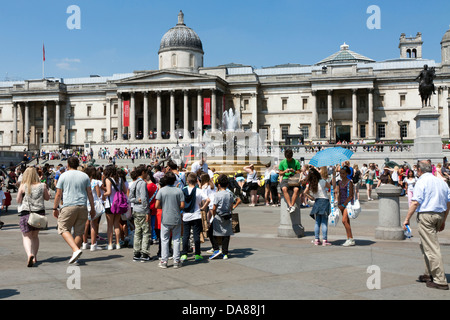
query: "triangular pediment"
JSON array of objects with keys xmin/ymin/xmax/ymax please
[{"xmin": 115, "ymin": 70, "xmax": 218, "ymax": 84}]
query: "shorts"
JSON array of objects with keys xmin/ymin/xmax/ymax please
[
  {"xmin": 365, "ymin": 179, "xmax": 374, "ymax": 185},
  {"xmin": 249, "ymin": 182, "xmax": 259, "ymax": 191},
  {"xmin": 58, "ymin": 205, "xmax": 88, "ymax": 236},
  {"xmin": 280, "ymin": 178, "xmax": 299, "ymax": 190}
]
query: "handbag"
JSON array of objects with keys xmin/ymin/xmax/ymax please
[
  {"xmin": 232, "ymin": 212, "xmax": 240, "ymax": 234},
  {"xmin": 287, "ymin": 173, "xmax": 301, "ymax": 187},
  {"xmin": 26, "ymin": 195, "xmax": 48, "ymax": 229},
  {"xmin": 89, "ymin": 199, "xmax": 105, "ymax": 221}
]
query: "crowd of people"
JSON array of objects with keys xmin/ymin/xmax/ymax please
[
  {"xmin": 1, "ymin": 146, "xmax": 450, "ymax": 290},
  {"xmin": 4, "ymin": 153, "xmax": 240, "ymax": 269}
]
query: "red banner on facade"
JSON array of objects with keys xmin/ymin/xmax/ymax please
[
  {"xmin": 123, "ymin": 100, "xmax": 130, "ymax": 127},
  {"xmin": 203, "ymin": 98, "xmax": 211, "ymax": 125}
]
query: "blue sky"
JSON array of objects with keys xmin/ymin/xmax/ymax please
[{"xmin": 1, "ymin": 0, "xmax": 449, "ymax": 80}]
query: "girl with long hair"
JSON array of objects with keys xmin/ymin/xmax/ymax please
[
  {"xmin": 16, "ymin": 167, "xmax": 50, "ymax": 267},
  {"xmin": 304, "ymin": 167, "xmax": 332, "ymax": 246},
  {"xmin": 332, "ymin": 166, "xmax": 355, "ymax": 246}
]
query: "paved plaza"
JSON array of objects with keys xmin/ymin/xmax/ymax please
[{"xmin": 1, "ymin": 187, "xmax": 450, "ymax": 301}]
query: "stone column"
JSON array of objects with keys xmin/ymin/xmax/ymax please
[
  {"xmin": 211, "ymin": 89, "xmax": 217, "ymax": 132},
  {"xmin": 251, "ymin": 92, "xmax": 258, "ymax": 132},
  {"xmin": 13, "ymin": 103, "xmax": 18, "ymax": 145},
  {"xmin": 183, "ymin": 90, "xmax": 189, "ymax": 139},
  {"xmin": 310, "ymin": 90, "xmax": 317, "ymax": 140},
  {"xmin": 443, "ymin": 86, "xmax": 449, "ymax": 139},
  {"xmin": 170, "ymin": 90, "xmax": 175, "ymax": 141},
  {"xmin": 278, "ymin": 189, "xmax": 305, "ymax": 238},
  {"xmin": 106, "ymin": 98, "xmax": 112, "ymax": 142},
  {"xmin": 55, "ymin": 101, "xmax": 61, "ymax": 145},
  {"xmin": 130, "ymin": 92, "xmax": 136, "ymax": 141},
  {"xmin": 24, "ymin": 102, "xmax": 30, "ymax": 146},
  {"xmin": 156, "ymin": 91, "xmax": 162, "ymax": 140},
  {"xmin": 43, "ymin": 101, "xmax": 48, "ymax": 144},
  {"xmin": 352, "ymin": 89, "xmax": 358, "ymax": 140},
  {"xmin": 197, "ymin": 90, "xmax": 203, "ymax": 137},
  {"xmin": 143, "ymin": 92, "xmax": 149, "ymax": 141},
  {"xmin": 327, "ymin": 90, "xmax": 333, "ymax": 140},
  {"xmin": 375, "ymin": 184, "xmax": 404, "ymax": 240},
  {"xmin": 117, "ymin": 93, "xmax": 123, "ymax": 141},
  {"xmin": 368, "ymin": 89, "xmax": 374, "ymax": 140}
]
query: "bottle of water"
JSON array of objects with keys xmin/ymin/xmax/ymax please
[{"xmin": 404, "ymin": 224, "xmax": 412, "ymax": 238}]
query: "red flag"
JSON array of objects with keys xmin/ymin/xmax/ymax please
[
  {"xmin": 203, "ymin": 98, "xmax": 211, "ymax": 125},
  {"xmin": 43, "ymin": 43, "xmax": 45, "ymax": 62},
  {"xmin": 123, "ymin": 100, "xmax": 130, "ymax": 127}
]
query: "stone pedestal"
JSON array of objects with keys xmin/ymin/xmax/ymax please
[
  {"xmin": 375, "ymin": 184, "xmax": 405, "ymax": 240},
  {"xmin": 414, "ymin": 106, "xmax": 444, "ymax": 163},
  {"xmin": 278, "ymin": 189, "xmax": 304, "ymax": 238}
]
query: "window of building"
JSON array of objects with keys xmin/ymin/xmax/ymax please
[
  {"xmin": 0, "ymin": 108, "xmax": 2, "ymax": 119},
  {"xmin": 379, "ymin": 95, "xmax": 385, "ymax": 108},
  {"xmin": 114, "ymin": 104, "xmax": 118, "ymax": 115},
  {"xmin": 400, "ymin": 123, "xmax": 408, "ymax": 138},
  {"xmin": 103, "ymin": 105, "xmax": 107, "ymax": 116},
  {"xmin": 302, "ymin": 98, "xmax": 308, "ymax": 110},
  {"xmin": 0, "ymin": 131, "xmax": 3, "ymax": 145},
  {"xmin": 69, "ymin": 130, "xmax": 77, "ymax": 144},
  {"xmin": 339, "ymin": 96, "xmax": 346, "ymax": 108},
  {"xmin": 101, "ymin": 129, "xmax": 107, "ymax": 142},
  {"xmin": 85, "ymin": 129, "xmax": 93, "ymax": 142},
  {"xmin": 320, "ymin": 125, "xmax": 326, "ymax": 139},
  {"xmin": 281, "ymin": 125, "xmax": 289, "ymax": 140},
  {"xmin": 190, "ymin": 54, "xmax": 195, "ymax": 67},
  {"xmin": 87, "ymin": 105, "xmax": 92, "ymax": 117},
  {"xmin": 171, "ymin": 54, "xmax": 177, "ymax": 67},
  {"xmin": 243, "ymin": 99, "xmax": 249, "ymax": 111},
  {"xmin": 112, "ymin": 129, "xmax": 118, "ymax": 140},
  {"xmin": 377, "ymin": 123, "xmax": 386, "ymax": 139},
  {"xmin": 262, "ymin": 99, "xmax": 268, "ymax": 112},
  {"xmin": 400, "ymin": 94, "xmax": 406, "ymax": 107},
  {"xmin": 360, "ymin": 124, "xmax": 366, "ymax": 138},
  {"xmin": 282, "ymin": 98, "xmax": 288, "ymax": 110},
  {"xmin": 70, "ymin": 106, "xmax": 75, "ymax": 118},
  {"xmin": 300, "ymin": 125, "xmax": 309, "ymax": 139}
]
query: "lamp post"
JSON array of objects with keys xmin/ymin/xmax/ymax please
[
  {"xmin": 398, "ymin": 120, "xmax": 404, "ymax": 144},
  {"xmin": 327, "ymin": 118, "xmax": 333, "ymax": 144}
]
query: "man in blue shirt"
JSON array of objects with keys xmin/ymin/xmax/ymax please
[{"xmin": 403, "ymin": 160, "xmax": 450, "ymax": 290}]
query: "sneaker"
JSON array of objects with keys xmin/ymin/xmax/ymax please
[
  {"xmin": 133, "ymin": 252, "xmax": 142, "ymax": 261},
  {"xmin": 209, "ymin": 250, "xmax": 222, "ymax": 260},
  {"xmin": 140, "ymin": 254, "xmax": 151, "ymax": 262},
  {"xmin": 81, "ymin": 242, "xmax": 89, "ymax": 250},
  {"xmin": 342, "ymin": 239, "xmax": 355, "ymax": 247},
  {"xmin": 173, "ymin": 261, "xmax": 182, "ymax": 269},
  {"xmin": 69, "ymin": 250, "xmax": 82, "ymax": 264},
  {"xmin": 158, "ymin": 261, "xmax": 168, "ymax": 269},
  {"xmin": 116, "ymin": 243, "xmax": 121, "ymax": 250},
  {"xmin": 313, "ymin": 239, "xmax": 321, "ymax": 246},
  {"xmin": 206, "ymin": 248, "xmax": 215, "ymax": 254},
  {"xmin": 223, "ymin": 255, "xmax": 228, "ymax": 260},
  {"xmin": 107, "ymin": 244, "xmax": 114, "ymax": 250},
  {"xmin": 195, "ymin": 255, "xmax": 204, "ymax": 261},
  {"xmin": 289, "ymin": 206, "xmax": 296, "ymax": 214},
  {"xmin": 180, "ymin": 254, "xmax": 188, "ymax": 261},
  {"xmin": 90, "ymin": 243, "xmax": 103, "ymax": 251},
  {"xmin": 322, "ymin": 240, "xmax": 332, "ymax": 246}
]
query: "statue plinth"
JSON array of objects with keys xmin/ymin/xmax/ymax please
[{"xmin": 413, "ymin": 106, "xmax": 444, "ymax": 163}]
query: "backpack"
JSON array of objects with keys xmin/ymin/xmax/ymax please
[
  {"xmin": 182, "ymin": 186, "xmax": 197, "ymax": 213},
  {"xmin": 109, "ymin": 178, "xmax": 128, "ymax": 215}
]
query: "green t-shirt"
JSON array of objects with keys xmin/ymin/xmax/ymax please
[{"xmin": 278, "ymin": 159, "xmax": 301, "ymax": 180}]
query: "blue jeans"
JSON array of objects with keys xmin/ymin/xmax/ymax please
[{"xmin": 314, "ymin": 214, "xmax": 328, "ymax": 240}]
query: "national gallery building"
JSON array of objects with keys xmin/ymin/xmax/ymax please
[{"xmin": 0, "ymin": 11, "xmax": 449, "ymax": 152}]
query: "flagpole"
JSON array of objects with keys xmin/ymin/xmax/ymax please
[{"xmin": 42, "ymin": 43, "xmax": 45, "ymax": 79}]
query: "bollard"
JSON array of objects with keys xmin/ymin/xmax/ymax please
[
  {"xmin": 375, "ymin": 184, "xmax": 405, "ymax": 240},
  {"xmin": 278, "ymin": 188, "xmax": 305, "ymax": 238}
]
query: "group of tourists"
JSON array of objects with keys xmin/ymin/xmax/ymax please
[{"xmin": 12, "ymin": 154, "xmax": 240, "ymax": 269}]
